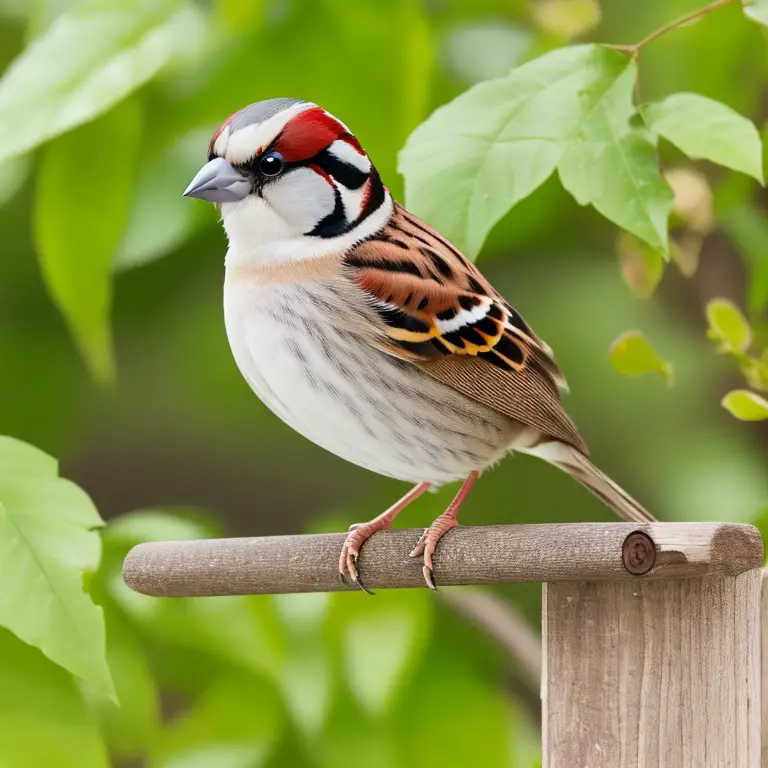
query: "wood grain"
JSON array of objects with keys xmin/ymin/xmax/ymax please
[
  {"xmin": 122, "ymin": 522, "xmax": 763, "ymax": 597},
  {"xmin": 542, "ymin": 569, "xmax": 764, "ymax": 767}
]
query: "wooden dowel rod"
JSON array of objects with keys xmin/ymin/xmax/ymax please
[{"xmin": 122, "ymin": 522, "xmax": 763, "ymax": 597}]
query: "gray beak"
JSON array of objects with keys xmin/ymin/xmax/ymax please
[{"xmin": 182, "ymin": 157, "xmax": 251, "ymax": 203}]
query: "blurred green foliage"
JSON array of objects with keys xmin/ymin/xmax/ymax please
[{"xmin": 2, "ymin": 0, "xmax": 768, "ymax": 765}]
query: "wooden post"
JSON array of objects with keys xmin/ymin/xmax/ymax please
[
  {"xmin": 542, "ymin": 566, "xmax": 765, "ymax": 767},
  {"xmin": 123, "ymin": 521, "xmax": 766, "ymax": 765}
]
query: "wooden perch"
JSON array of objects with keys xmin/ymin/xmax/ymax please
[{"xmin": 122, "ymin": 522, "xmax": 763, "ymax": 597}]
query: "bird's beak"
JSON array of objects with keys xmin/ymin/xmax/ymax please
[{"xmin": 182, "ymin": 157, "xmax": 251, "ymax": 203}]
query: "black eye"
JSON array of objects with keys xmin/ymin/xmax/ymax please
[{"xmin": 259, "ymin": 151, "xmax": 284, "ymax": 177}]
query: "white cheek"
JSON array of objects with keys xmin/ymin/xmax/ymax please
[{"xmin": 262, "ymin": 167, "xmax": 336, "ymax": 233}]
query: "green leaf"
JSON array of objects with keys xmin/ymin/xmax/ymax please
[
  {"xmin": 641, "ymin": 93, "xmax": 764, "ymax": 184},
  {"xmin": 0, "ymin": 629, "xmax": 109, "ymax": 767},
  {"xmin": 116, "ymin": 128, "xmax": 211, "ymax": 271},
  {"xmin": 103, "ymin": 507, "xmax": 221, "ymax": 547},
  {"xmin": 400, "ymin": 44, "xmax": 670, "ymax": 258},
  {"xmin": 557, "ymin": 68, "xmax": 672, "ymax": 255},
  {"xmin": 0, "ymin": 434, "xmax": 57, "ymax": 476},
  {"xmin": 153, "ymin": 673, "xmax": 283, "ymax": 768},
  {"xmin": 34, "ymin": 100, "xmax": 141, "ymax": 382},
  {"xmin": 0, "ymin": 436, "xmax": 114, "ymax": 699},
  {"xmin": 397, "ymin": 653, "xmax": 513, "ymax": 767},
  {"xmin": 609, "ymin": 330, "xmax": 673, "ymax": 384},
  {"xmin": 91, "ymin": 610, "xmax": 159, "ymax": 759},
  {"xmin": 340, "ymin": 591, "xmax": 432, "ymax": 716},
  {"xmin": 743, "ymin": 0, "xmax": 768, "ymax": 27},
  {"xmin": 0, "ymin": 0, "xmax": 188, "ymax": 163},
  {"xmin": 721, "ymin": 389, "xmax": 768, "ymax": 421},
  {"xmin": 0, "ymin": 152, "xmax": 31, "ymax": 208},
  {"xmin": 274, "ymin": 593, "xmax": 333, "ymax": 737},
  {"xmin": 705, "ymin": 298, "xmax": 752, "ymax": 354}
]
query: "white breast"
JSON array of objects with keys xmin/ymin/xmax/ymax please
[{"xmin": 223, "ymin": 274, "xmax": 515, "ymax": 486}]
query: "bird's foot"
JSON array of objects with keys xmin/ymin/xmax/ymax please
[
  {"xmin": 339, "ymin": 519, "xmax": 392, "ymax": 594},
  {"xmin": 409, "ymin": 513, "xmax": 459, "ymax": 591}
]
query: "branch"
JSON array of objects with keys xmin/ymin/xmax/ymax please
[
  {"xmin": 606, "ymin": 0, "xmax": 736, "ymax": 56},
  {"xmin": 122, "ymin": 522, "xmax": 763, "ymax": 597}
]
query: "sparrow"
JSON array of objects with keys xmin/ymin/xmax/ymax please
[{"xmin": 183, "ymin": 97, "xmax": 655, "ymax": 592}]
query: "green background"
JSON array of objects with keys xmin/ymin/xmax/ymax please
[{"xmin": 1, "ymin": 0, "xmax": 767, "ymax": 765}]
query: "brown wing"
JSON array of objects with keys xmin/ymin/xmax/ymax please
[{"xmin": 344, "ymin": 203, "xmax": 587, "ymax": 454}]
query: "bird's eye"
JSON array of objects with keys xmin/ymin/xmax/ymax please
[{"xmin": 259, "ymin": 151, "xmax": 284, "ymax": 177}]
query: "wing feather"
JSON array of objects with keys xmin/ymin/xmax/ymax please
[{"xmin": 343, "ymin": 203, "xmax": 586, "ymax": 453}]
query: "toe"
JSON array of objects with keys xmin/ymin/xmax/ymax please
[
  {"xmin": 346, "ymin": 548, "xmax": 359, "ymax": 583},
  {"xmin": 409, "ymin": 529, "xmax": 429, "ymax": 558}
]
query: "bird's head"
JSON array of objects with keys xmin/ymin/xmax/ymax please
[{"xmin": 183, "ymin": 98, "xmax": 392, "ymax": 264}]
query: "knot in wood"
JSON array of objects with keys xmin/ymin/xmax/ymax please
[{"xmin": 622, "ymin": 531, "xmax": 656, "ymax": 575}]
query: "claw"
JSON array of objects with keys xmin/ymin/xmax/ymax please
[
  {"xmin": 353, "ymin": 573, "xmax": 375, "ymax": 596},
  {"xmin": 423, "ymin": 565, "xmax": 437, "ymax": 592}
]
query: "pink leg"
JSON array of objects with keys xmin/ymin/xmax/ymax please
[
  {"xmin": 340, "ymin": 481, "xmax": 431, "ymax": 593},
  {"xmin": 409, "ymin": 471, "xmax": 479, "ymax": 591}
]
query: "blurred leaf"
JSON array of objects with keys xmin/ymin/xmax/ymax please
[
  {"xmin": 26, "ymin": 0, "xmax": 72, "ymax": 39},
  {"xmin": 441, "ymin": 22, "xmax": 531, "ymax": 84},
  {"xmin": 669, "ymin": 231, "xmax": 704, "ymax": 278},
  {"xmin": 216, "ymin": 0, "xmax": 264, "ymax": 31},
  {"xmin": 617, "ymin": 231, "xmax": 664, "ymax": 298},
  {"xmin": 401, "ymin": 45, "xmax": 670, "ymax": 259},
  {"xmin": 397, "ymin": 654, "xmax": 513, "ymax": 767},
  {"xmin": 0, "ymin": 0, "xmax": 189, "ymax": 163},
  {"xmin": 740, "ymin": 355, "xmax": 768, "ymax": 391},
  {"xmin": 530, "ymin": 0, "xmax": 601, "ymax": 41},
  {"xmin": 665, "ymin": 167, "xmax": 714, "ymax": 234},
  {"xmin": 274, "ymin": 593, "xmax": 333, "ymax": 738},
  {"xmin": 109, "ymin": 576, "xmax": 282, "ymax": 683},
  {"xmin": 0, "ymin": 436, "xmax": 115, "ymax": 698},
  {"xmin": 92, "ymin": 609, "xmax": 159, "ymax": 759},
  {"xmin": 720, "ymin": 205, "xmax": 768, "ymax": 315},
  {"xmin": 153, "ymin": 673, "xmax": 283, "ymax": 768},
  {"xmin": 609, "ymin": 330, "xmax": 673, "ymax": 384},
  {"xmin": 721, "ymin": 389, "xmax": 768, "ymax": 420},
  {"xmin": 102, "ymin": 509, "xmax": 281, "ymax": 684},
  {"xmin": 743, "ymin": 0, "xmax": 768, "ymax": 26},
  {"xmin": 641, "ymin": 93, "xmax": 764, "ymax": 183},
  {"xmin": 0, "ymin": 152, "xmax": 30, "ymax": 208},
  {"xmin": 116, "ymin": 128, "xmax": 211, "ymax": 270},
  {"xmin": 103, "ymin": 506, "xmax": 221, "ymax": 548},
  {"xmin": 339, "ymin": 590, "xmax": 432, "ymax": 717},
  {"xmin": 706, "ymin": 298, "xmax": 752, "ymax": 354},
  {"xmin": 34, "ymin": 100, "xmax": 141, "ymax": 381},
  {"xmin": 0, "ymin": 629, "xmax": 109, "ymax": 767}
]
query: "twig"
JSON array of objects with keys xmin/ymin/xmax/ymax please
[{"xmin": 606, "ymin": 0, "xmax": 736, "ymax": 56}]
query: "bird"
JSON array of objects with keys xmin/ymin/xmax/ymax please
[{"xmin": 183, "ymin": 97, "xmax": 655, "ymax": 592}]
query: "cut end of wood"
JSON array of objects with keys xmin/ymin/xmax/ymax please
[{"xmin": 710, "ymin": 523, "xmax": 765, "ymax": 575}]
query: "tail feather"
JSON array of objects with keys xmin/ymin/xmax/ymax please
[{"xmin": 520, "ymin": 440, "xmax": 656, "ymax": 524}]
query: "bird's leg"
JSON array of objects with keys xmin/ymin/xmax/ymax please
[
  {"xmin": 340, "ymin": 481, "xmax": 431, "ymax": 594},
  {"xmin": 409, "ymin": 470, "xmax": 479, "ymax": 591}
]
